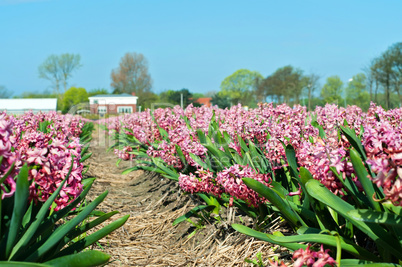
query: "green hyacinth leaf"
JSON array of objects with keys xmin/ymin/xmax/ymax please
[
  {"xmin": 242, "ymin": 178, "xmax": 302, "ymax": 227},
  {"xmin": 54, "ymin": 215, "xmax": 129, "ymax": 259},
  {"xmin": 231, "ymin": 224, "xmax": 306, "ymax": 251},
  {"xmin": 5, "ymin": 164, "xmax": 29, "ymax": 258},
  {"xmin": 9, "ymin": 160, "xmax": 73, "ymax": 261},
  {"xmin": 172, "ymin": 205, "xmax": 215, "ymax": 226},
  {"xmin": 349, "ymin": 149, "xmax": 381, "ymax": 211},
  {"xmin": 348, "ymin": 209, "xmax": 402, "ymax": 228},
  {"xmin": 268, "ymin": 233, "xmax": 380, "ymax": 262},
  {"xmin": 306, "ymin": 179, "xmax": 402, "ymax": 259},
  {"xmin": 25, "ymin": 191, "xmax": 109, "ymax": 262},
  {"xmin": 45, "ymin": 250, "xmax": 110, "ymax": 267}
]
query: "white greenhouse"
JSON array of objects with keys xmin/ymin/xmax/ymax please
[{"xmin": 0, "ymin": 98, "xmax": 58, "ymax": 115}]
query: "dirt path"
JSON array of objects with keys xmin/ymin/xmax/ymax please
[{"xmin": 85, "ymin": 126, "xmax": 289, "ymax": 266}]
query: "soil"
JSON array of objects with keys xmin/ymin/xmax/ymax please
[{"xmin": 85, "ymin": 126, "xmax": 292, "ymax": 266}]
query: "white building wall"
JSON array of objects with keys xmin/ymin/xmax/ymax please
[{"xmin": 88, "ymin": 96, "xmax": 138, "ymax": 105}]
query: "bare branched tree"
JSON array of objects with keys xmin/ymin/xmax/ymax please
[
  {"xmin": 111, "ymin": 52, "xmax": 152, "ymax": 95},
  {"xmin": 304, "ymin": 73, "xmax": 320, "ymax": 111},
  {"xmin": 38, "ymin": 53, "xmax": 82, "ymax": 94},
  {"xmin": 0, "ymin": 85, "xmax": 12, "ymax": 98},
  {"xmin": 362, "ymin": 63, "xmax": 375, "ymax": 102}
]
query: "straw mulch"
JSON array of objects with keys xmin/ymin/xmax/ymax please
[{"xmin": 84, "ymin": 127, "xmax": 292, "ymax": 266}]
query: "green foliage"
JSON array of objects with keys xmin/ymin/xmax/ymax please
[
  {"xmin": 192, "ymin": 93, "xmax": 205, "ymax": 99},
  {"xmin": 160, "ymin": 89, "xmax": 190, "ymax": 106},
  {"xmin": 19, "ymin": 91, "xmax": 63, "ymax": 111},
  {"xmin": 172, "ymin": 205, "xmax": 216, "ymax": 226},
  {"xmin": 303, "ymin": 73, "xmax": 321, "ymax": 111},
  {"xmin": 88, "ymin": 88, "xmax": 109, "ymax": 97},
  {"xmin": 158, "ymin": 89, "xmax": 202, "ymax": 108},
  {"xmin": 138, "ymin": 91, "xmax": 159, "ymax": 109},
  {"xmin": 211, "ymin": 92, "xmax": 231, "ymax": 108},
  {"xmin": 242, "ymin": 178, "xmax": 302, "ymax": 228},
  {"xmin": 367, "ymin": 42, "xmax": 402, "ymax": 109},
  {"xmin": 257, "ymin": 65, "xmax": 305, "ymax": 105},
  {"xmin": 62, "ymin": 87, "xmax": 89, "ymax": 113},
  {"xmin": 244, "ymin": 251, "xmax": 265, "ymax": 266},
  {"xmin": 346, "ymin": 73, "xmax": 370, "ymax": 110},
  {"xmin": 40, "ymin": 250, "xmax": 110, "ymax": 267},
  {"xmin": 320, "ymin": 75, "xmax": 344, "ymax": 104},
  {"xmin": 38, "ymin": 53, "xmax": 82, "ymax": 94},
  {"xmin": 20, "ymin": 91, "xmax": 57, "ymax": 99},
  {"xmin": 220, "ymin": 69, "xmax": 263, "ymax": 106}
]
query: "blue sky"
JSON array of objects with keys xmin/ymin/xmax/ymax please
[{"xmin": 0, "ymin": 0, "xmax": 401, "ymax": 97}]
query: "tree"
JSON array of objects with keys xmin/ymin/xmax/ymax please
[
  {"xmin": 139, "ymin": 91, "xmax": 159, "ymax": 109},
  {"xmin": 257, "ymin": 66, "xmax": 305, "ymax": 105},
  {"xmin": 38, "ymin": 54, "xmax": 82, "ymax": 94},
  {"xmin": 20, "ymin": 91, "xmax": 57, "ymax": 99},
  {"xmin": 371, "ymin": 54, "xmax": 393, "ymax": 109},
  {"xmin": 220, "ymin": 69, "xmax": 263, "ymax": 106},
  {"xmin": 363, "ymin": 63, "xmax": 376, "ymax": 102},
  {"xmin": 387, "ymin": 43, "xmax": 402, "ymax": 107},
  {"xmin": 159, "ymin": 89, "xmax": 193, "ymax": 108},
  {"xmin": 62, "ymin": 87, "xmax": 88, "ymax": 113},
  {"xmin": 0, "ymin": 85, "xmax": 12, "ymax": 98},
  {"xmin": 111, "ymin": 52, "xmax": 152, "ymax": 92},
  {"xmin": 320, "ymin": 76, "xmax": 344, "ymax": 105},
  {"xmin": 346, "ymin": 73, "xmax": 370, "ymax": 110},
  {"xmin": 19, "ymin": 90, "xmax": 62, "ymax": 110},
  {"xmin": 303, "ymin": 74, "xmax": 320, "ymax": 111},
  {"xmin": 192, "ymin": 93, "xmax": 205, "ymax": 99},
  {"xmin": 88, "ymin": 88, "xmax": 109, "ymax": 97},
  {"xmin": 369, "ymin": 43, "xmax": 402, "ymax": 109},
  {"xmin": 111, "ymin": 52, "xmax": 153, "ymax": 108},
  {"xmin": 211, "ymin": 92, "xmax": 231, "ymax": 108}
]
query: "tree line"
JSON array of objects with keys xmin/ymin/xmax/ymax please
[
  {"xmin": 1, "ymin": 42, "xmax": 401, "ymax": 112},
  {"xmin": 216, "ymin": 42, "xmax": 402, "ymax": 110}
]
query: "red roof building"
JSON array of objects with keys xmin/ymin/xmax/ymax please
[{"xmin": 195, "ymin": 97, "xmax": 212, "ymax": 107}]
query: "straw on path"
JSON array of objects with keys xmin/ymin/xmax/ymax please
[{"xmin": 84, "ymin": 125, "xmax": 291, "ymax": 266}]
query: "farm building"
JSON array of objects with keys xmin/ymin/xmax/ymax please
[
  {"xmin": 89, "ymin": 93, "xmax": 138, "ymax": 114},
  {"xmin": 195, "ymin": 97, "xmax": 212, "ymax": 107},
  {"xmin": 0, "ymin": 98, "xmax": 58, "ymax": 115}
]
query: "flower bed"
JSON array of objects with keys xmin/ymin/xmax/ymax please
[
  {"xmin": 107, "ymin": 102, "xmax": 402, "ymax": 266},
  {"xmin": 0, "ymin": 111, "xmax": 128, "ymax": 266}
]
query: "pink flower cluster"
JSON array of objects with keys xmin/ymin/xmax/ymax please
[
  {"xmin": 179, "ymin": 168, "xmax": 222, "ymax": 196},
  {"xmin": 297, "ymin": 138, "xmax": 357, "ymax": 196},
  {"xmin": 0, "ymin": 111, "xmax": 86, "ymax": 211},
  {"xmin": 216, "ymin": 164, "xmax": 271, "ymax": 207},
  {"xmin": 0, "ymin": 113, "xmax": 19, "ymax": 198},
  {"xmin": 17, "ymin": 132, "xmax": 83, "ymax": 211},
  {"xmin": 363, "ymin": 120, "xmax": 402, "ymax": 206},
  {"xmin": 115, "ymin": 146, "xmax": 133, "ymax": 161},
  {"xmin": 179, "ymin": 164, "xmax": 271, "ymax": 207},
  {"xmin": 292, "ymin": 244, "xmax": 336, "ymax": 267}
]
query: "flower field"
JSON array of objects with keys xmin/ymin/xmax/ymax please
[
  {"xmin": 106, "ymin": 102, "xmax": 402, "ymax": 266},
  {"xmin": 0, "ymin": 111, "xmax": 128, "ymax": 266},
  {"xmin": 2, "ymin": 102, "xmax": 402, "ymax": 266}
]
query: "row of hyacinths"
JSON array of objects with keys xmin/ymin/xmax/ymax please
[
  {"xmin": 0, "ymin": 111, "xmax": 85, "ymax": 210},
  {"xmin": 103, "ymin": 102, "xmax": 402, "ymax": 266},
  {"xmin": 105, "ymin": 103, "xmax": 402, "ymax": 208}
]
